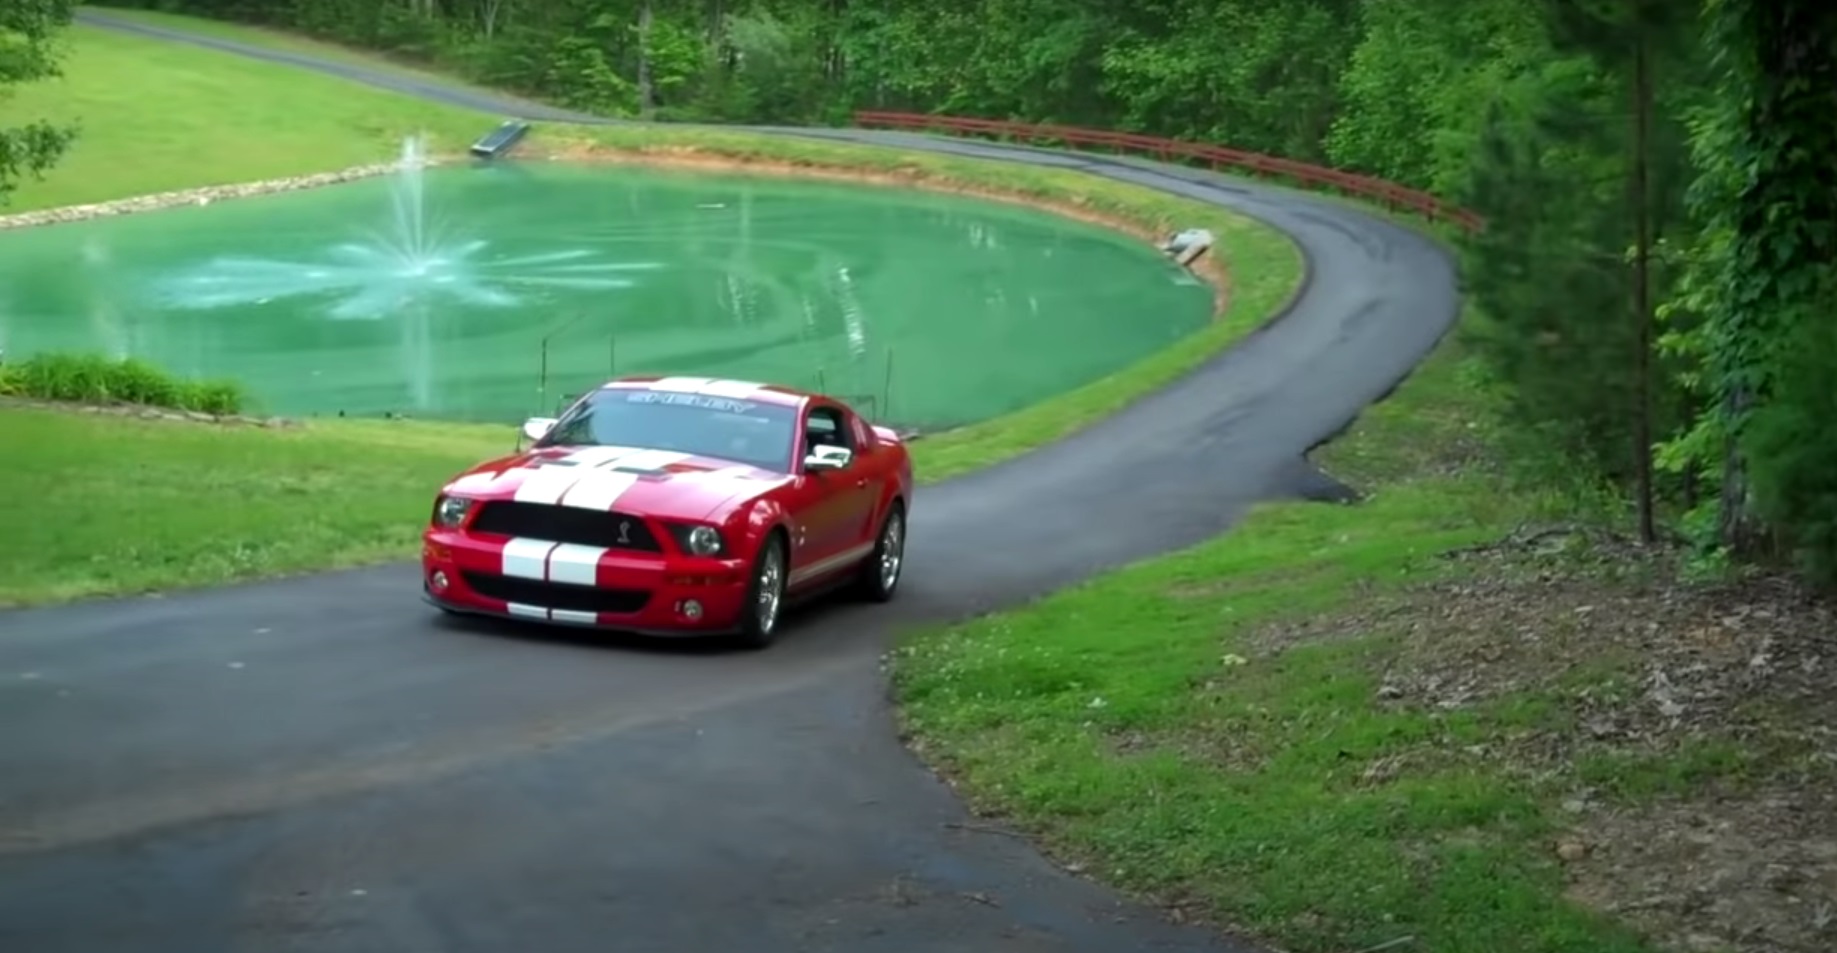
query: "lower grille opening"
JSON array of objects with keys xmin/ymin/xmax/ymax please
[{"xmin": 463, "ymin": 572, "xmax": 650, "ymax": 615}]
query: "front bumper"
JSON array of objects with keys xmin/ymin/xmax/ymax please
[{"xmin": 421, "ymin": 530, "xmax": 750, "ymax": 636}]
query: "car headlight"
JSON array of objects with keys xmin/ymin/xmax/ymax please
[
  {"xmin": 669, "ymin": 523, "xmax": 725, "ymax": 557},
  {"xmin": 433, "ymin": 495, "xmax": 475, "ymax": 528}
]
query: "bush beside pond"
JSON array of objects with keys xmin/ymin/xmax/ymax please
[{"xmin": 0, "ymin": 353, "xmax": 247, "ymax": 416}]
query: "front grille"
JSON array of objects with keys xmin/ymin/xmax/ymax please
[
  {"xmin": 462, "ymin": 572, "xmax": 651, "ymax": 615},
  {"xmin": 468, "ymin": 501, "xmax": 663, "ymax": 552}
]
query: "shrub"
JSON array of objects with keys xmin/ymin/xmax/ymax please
[{"xmin": 0, "ymin": 352, "xmax": 248, "ymax": 416}]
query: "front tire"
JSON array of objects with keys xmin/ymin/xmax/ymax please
[
  {"xmin": 856, "ymin": 502, "xmax": 906, "ymax": 603},
  {"xmin": 736, "ymin": 534, "xmax": 788, "ymax": 649}
]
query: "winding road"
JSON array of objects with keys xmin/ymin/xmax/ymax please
[{"xmin": 0, "ymin": 12, "xmax": 1462, "ymax": 953}]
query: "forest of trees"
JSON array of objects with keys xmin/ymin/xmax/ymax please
[{"xmin": 19, "ymin": 0, "xmax": 1837, "ymax": 583}]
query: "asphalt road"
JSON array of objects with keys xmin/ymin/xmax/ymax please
[{"xmin": 3, "ymin": 14, "xmax": 1462, "ymax": 953}]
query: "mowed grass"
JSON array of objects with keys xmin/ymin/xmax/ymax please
[
  {"xmin": 81, "ymin": 6, "xmax": 543, "ymax": 106},
  {"xmin": 0, "ymin": 407, "xmax": 512, "ymax": 606},
  {"xmin": 0, "ymin": 24, "xmax": 491, "ymax": 211},
  {"xmin": 889, "ymin": 326, "xmax": 1660, "ymax": 953},
  {"xmin": 0, "ymin": 18, "xmax": 1298, "ymax": 606}
]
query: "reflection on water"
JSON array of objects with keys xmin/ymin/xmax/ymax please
[{"xmin": 0, "ymin": 158, "xmax": 1209, "ymax": 429}]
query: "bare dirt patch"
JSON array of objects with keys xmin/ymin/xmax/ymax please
[
  {"xmin": 540, "ymin": 139, "xmax": 1231, "ymax": 319},
  {"xmin": 1236, "ymin": 530, "xmax": 1837, "ymax": 953}
]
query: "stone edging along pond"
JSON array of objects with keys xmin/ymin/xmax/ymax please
[{"xmin": 0, "ymin": 160, "xmax": 425, "ymax": 230}]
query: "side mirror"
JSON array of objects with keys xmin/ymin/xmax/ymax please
[
  {"xmin": 522, "ymin": 416, "xmax": 558, "ymax": 442},
  {"xmin": 803, "ymin": 445, "xmax": 853, "ymax": 472}
]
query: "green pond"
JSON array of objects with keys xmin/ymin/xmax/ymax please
[{"xmin": 0, "ymin": 156, "xmax": 1212, "ymax": 430}]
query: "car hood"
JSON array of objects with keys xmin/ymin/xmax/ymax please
[{"xmin": 441, "ymin": 444, "xmax": 792, "ymax": 523}]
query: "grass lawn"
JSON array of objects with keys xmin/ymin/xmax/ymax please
[
  {"xmin": 889, "ymin": 321, "xmax": 1836, "ymax": 952},
  {"xmin": 0, "ymin": 24, "xmax": 493, "ymax": 212},
  {"xmin": 0, "ymin": 407, "xmax": 513, "ymax": 605},
  {"xmin": 79, "ymin": 6, "xmax": 522, "ymax": 95},
  {"xmin": 0, "ymin": 17, "xmax": 1301, "ymax": 607}
]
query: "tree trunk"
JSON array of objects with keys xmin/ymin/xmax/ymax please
[
  {"xmin": 637, "ymin": 0, "xmax": 656, "ymax": 121},
  {"xmin": 1630, "ymin": 23, "xmax": 1657, "ymax": 544}
]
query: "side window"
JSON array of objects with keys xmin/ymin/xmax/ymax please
[{"xmin": 803, "ymin": 406, "xmax": 853, "ymax": 459}]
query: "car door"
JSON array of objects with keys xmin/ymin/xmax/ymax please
[{"xmin": 784, "ymin": 403, "xmax": 876, "ymax": 587}]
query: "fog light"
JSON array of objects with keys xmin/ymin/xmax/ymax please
[
  {"xmin": 431, "ymin": 570, "xmax": 450, "ymax": 592},
  {"xmin": 678, "ymin": 599, "xmax": 703, "ymax": 621}
]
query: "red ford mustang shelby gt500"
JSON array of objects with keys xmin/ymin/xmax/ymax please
[{"xmin": 421, "ymin": 375, "xmax": 914, "ymax": 647}]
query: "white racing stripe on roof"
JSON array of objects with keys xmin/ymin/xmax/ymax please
[
  {"xmin": 646, "ymin": 376, "xmax": 768, "ymax": 399},
  {"xmin": 697, "ymin": 379, "xmax": 764, "ymax": 399},
  {"xmin": 649, "ymin": 376, "xmax": 714, "ymax": 392},
  {"xmin": 558, "ymin": 471, "xmax": 638, "ymax": 510}
]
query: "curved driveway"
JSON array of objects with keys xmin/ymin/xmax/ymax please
[{"xmin": 1, "ymin": 14, "xmax": 1461, "ymax": 953}]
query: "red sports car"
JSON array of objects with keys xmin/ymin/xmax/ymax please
[{"xmin": 421, "ymin": 375, "xmax": 914, "ymax": 647}]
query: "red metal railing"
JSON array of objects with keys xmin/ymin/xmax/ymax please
[{"xmin": 851, "ymin": 111, "xmax": 1483, "ymax": 233}]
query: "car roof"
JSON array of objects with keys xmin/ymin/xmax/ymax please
[{"xmin": 598, "ymin": 375, "xmax": 813, "ymax": 409}]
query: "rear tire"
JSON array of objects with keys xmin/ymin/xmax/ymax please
[
  {"xmin": 735, "ymin": 533, "xmax": 788, "ymax": 649},
  {"xmin": 855, "ymin": 502, "xmax": 906, "ymax": 603}
]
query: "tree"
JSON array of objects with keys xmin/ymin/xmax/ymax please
[
  {"xmin": 0, "ymin": 0, "xmax": 79, "ymax": 205},
  {"xmin": 1690, "ymin": 0, "xmax": 1837, "ymax": 574}
]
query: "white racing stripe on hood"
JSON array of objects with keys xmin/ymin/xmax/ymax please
[
  {"xmin": 447, "ymin": 471, "xmax": 499, "ymax": 493},
  {"xmin": 609, "ymin": 448, "xmax": 691, "ymax": 472},
  {"xmin": 559, "ymin": 445, "xmax": 642, "ymax": 466},
  {"xmin": 509, "ymin": 446, "xmax": 639, "ymax": 504},
  {"xmin": 559, "ymin": 471, "xmax": 638, "ymax": 510},
  {"xmin": 512, "ymin": 466, "xmax": 584, "ymax": 504}
]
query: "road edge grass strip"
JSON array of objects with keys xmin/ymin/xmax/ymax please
[
  {"xmin": 885, "ymin": 320, "xmax": 1666, "ymax": 953},
  {"xmin": 545, "ymin": 124, "xmax": 1304, "ymax": 482}
]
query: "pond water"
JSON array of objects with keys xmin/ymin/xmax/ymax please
[{"xmin": 0, "ymin": 147, "xmax": 1212, "ymax": 430}]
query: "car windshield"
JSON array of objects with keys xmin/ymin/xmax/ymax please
[{"xmin": 538, "ymin": 387, "xmax": 799, "ymax": 472}]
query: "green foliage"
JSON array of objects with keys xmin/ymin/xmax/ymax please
[
  {"xmin": 1668, "ymin": 0, "xmax": 1837, "ymax": 567},
  {"xmin": 0, "ymin": 352, "xmax": 248, "ymax": 415},
  {"xmin": 0, "ymin": 0, "xmax": 79, "ymax": 204},
  {"xmin": 1742, "ymin": 278, "xmax": 1837, "ymax": 583}
]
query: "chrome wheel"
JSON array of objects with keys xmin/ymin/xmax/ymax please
[
  {"xmin": 878, "ymin": 512, "xmax": 905, "ymax": 592},
  {"xmin": 755, "ymin": 545, "xmax": 785, "ymax": 635}
]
